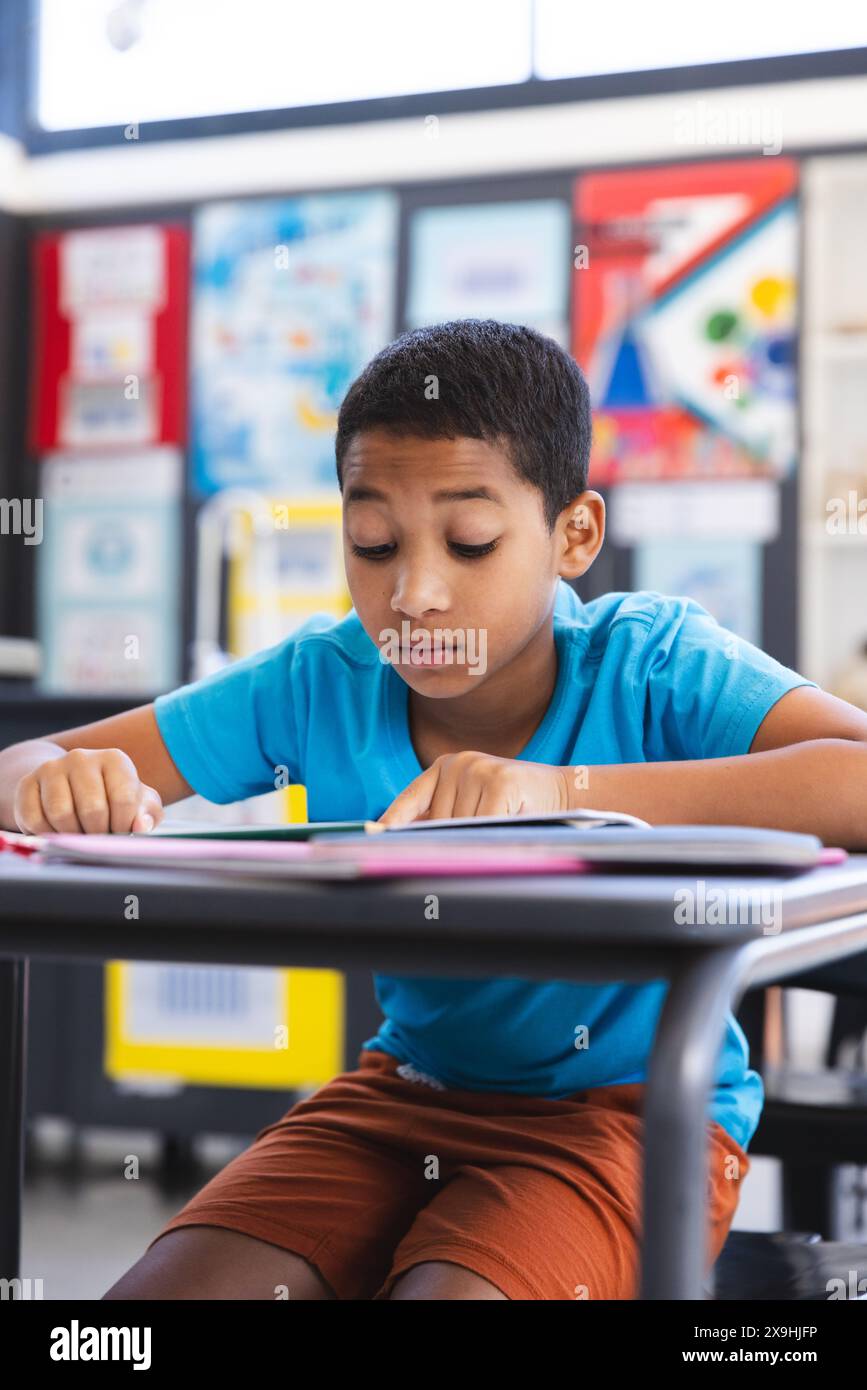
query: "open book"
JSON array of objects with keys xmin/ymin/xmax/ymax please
[
  {"xmin": 0, "ymin": 821, "xmax": 835, "ymax": 875},
  {"xmin": 147, "ymin": 807, "xmax": 650, "ymax": 841},
  {"xmin": 133, "ymin": 810, "xmax": 834, "ymax": 870}
]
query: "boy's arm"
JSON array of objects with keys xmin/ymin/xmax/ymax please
[
  {"xmin": 564, "ymin": 686, "xmax": 867, "ymax": 846},
  {"xmin": 378, "ymin": 688, "xmax": 867, "ymax": 849},
  {"xmin": 0, "ymin": 705, "xmax": 193, "ymax": 833}
]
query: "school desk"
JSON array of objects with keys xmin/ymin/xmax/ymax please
[{"xmin": 2, "ymin": 855, "xmax": 867, "ymax": 1300}]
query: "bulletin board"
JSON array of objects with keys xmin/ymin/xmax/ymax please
[{"xmin": 18, "ymin": 157, "xmax": 802, "ymax": 1118}]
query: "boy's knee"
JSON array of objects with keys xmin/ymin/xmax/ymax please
[
  {"xmin": 388, "ymin": 1259, "xmax": 508, "ymax": 1300},
  {"xmin": 102, "ymin": 1226, "xmax": 335, "ymax": 1300}
]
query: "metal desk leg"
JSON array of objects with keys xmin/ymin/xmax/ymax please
[
  {"xmin": 0, "ymin": 957, "xmax": 28, "ymax": 1284},
  {"xmin": 641, "ymin": 946, "xmax": 744, "ymax": 1300}
]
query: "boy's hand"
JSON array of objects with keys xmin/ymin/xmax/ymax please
[
  {"xmin": 377, "ymin": 751, "xmax": 571, "ymax": 828},
  {"xmin": 13, "ymin": 748, "xmax": 164, "ymax": 835}
]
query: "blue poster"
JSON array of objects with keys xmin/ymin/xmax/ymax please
[
  {"xmin": 191, "ymin": 191, "xmax": 398, "ymax": 495},
  {"xmin": 406, "ymin": 199, "xmax": 571, "ymax": 344}
]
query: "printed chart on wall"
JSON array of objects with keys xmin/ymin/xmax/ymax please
[
  {"xmin": 406, "ymin": 199, "xmax": 571, "ymax": 344},
  {"xmin": 191, "ymin": 191, "xmax": 398, "ymax": 495},
  {"xmin": 573, "ymin": 159, "xmax": 799, "ymax": 484},
  {"xmin": 30, "ymin": 224, "xmax": 188, "ymax": 451},
  {"xmin": 105, "ymin": 961, "xmax": 344, "ymax": 1090},
  {"xmin": 37, "ymin": 450, "xmax": 181, "ymax": 694}
]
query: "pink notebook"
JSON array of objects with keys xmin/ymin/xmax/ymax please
[
  {"xmin": 14, "ymin": 832, "xmax": 591, "ymax": 880},
  {"xmin": 0, "ymin": 830, "xmax": 848, "ymax": 878}
]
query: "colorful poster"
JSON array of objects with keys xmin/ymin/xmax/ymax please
[
  {"xmin": 634, "ymin": 538, "xmax": 762, "ymax": 646},
  {"xmin": 406, "ymin": 199, "xmax": 571, "ymax": 343},
  {"xmin": 37, "ymin": 449, "xmax": 181, "ymax": 693},
  {"xmin": 30, "ymin": 224, "xmax": 188, "ymax": 451},
  {"xmin": 191, "ymin": 191, "xmax": 398, "ymax": 495},
  {"xmin": 573, "ymin": 160, "xmax": 798, "ymax": 483}
]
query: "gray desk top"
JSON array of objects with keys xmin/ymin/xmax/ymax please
[{"xmin": 2, "ymin": 857, "xmax": 867, "ymax": 980}]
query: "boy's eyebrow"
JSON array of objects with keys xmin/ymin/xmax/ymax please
[{"xmin": 344, "ymin": 485, "xmax": 504, "ymax": 506}]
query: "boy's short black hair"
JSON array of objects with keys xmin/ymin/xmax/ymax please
[{"xmin": 335, "ymin": 319, "xmax": 593, "ymax": 530}]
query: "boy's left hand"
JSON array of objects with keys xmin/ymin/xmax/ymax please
[{"xmin": 377, "ymin": 751, "xmax": 571, "ymax": 828}]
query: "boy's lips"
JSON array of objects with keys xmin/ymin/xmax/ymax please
[{"xmin": 401, "ymin": 644, "xmax": 457, "ymax": 667}]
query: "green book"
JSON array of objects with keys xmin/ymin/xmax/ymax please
[{"xmin": 147, "ymin": 819, "xmax": 370, "ymax": 841}]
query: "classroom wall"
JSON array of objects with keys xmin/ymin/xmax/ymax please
[{"xmin": 3, "ymin": 65, "xmax": 865, "ymax": 684}]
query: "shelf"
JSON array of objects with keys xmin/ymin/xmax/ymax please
[{"xmin": 802, "ymin": 331, "xmax": 867, "ymax": 361}]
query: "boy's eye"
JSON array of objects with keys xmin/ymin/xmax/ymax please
[
  {"xmin": 349, "ymin": 539, "xmax": 499, "ymax": 560},
  {"xmin": 449, "ymin": 539, "xmax": 499, "ymax": 558},
  {"xmin": 350, "ymin": 542, "xmax": 395, "ymax": 560}
]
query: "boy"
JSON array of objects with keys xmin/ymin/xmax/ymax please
[{"xmin": 3, "ymin": 319, "xmax": 867, "ymax": 1301}]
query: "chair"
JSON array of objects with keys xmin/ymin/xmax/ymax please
[
  {"xmin": 710, "ymin": 956, "xmax": 867, "ymax": 1298},
  {"xmin": 739, "ymin": 954, "xmax": 867, "ymax": 1235},
  {"xmin": 710, "ymin": 1229, "xmax": 867, "ymax": 1299}
]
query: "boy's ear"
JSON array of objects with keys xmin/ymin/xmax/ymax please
[{"xmin": 558, "ymin": 491, "xmax": 605, "ymax": 581}]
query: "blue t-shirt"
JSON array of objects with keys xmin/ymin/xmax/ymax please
[{"xmin": 153, "ymin": 581, "xmax": 813, "ymax": 1152}]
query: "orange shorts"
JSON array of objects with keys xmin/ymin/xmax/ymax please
[{"xmin": 146, "ymin": 1047, "xmax": 749, "ymax": 1300}]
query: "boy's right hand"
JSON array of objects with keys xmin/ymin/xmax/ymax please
[{"xmin": 13, "ymin": 748, "xmax": 164, "ymax": 835}]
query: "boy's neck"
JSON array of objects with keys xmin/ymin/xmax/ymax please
[{"xmin": 407, "ymin": 620, "xmax": 559, "ymax": 767}]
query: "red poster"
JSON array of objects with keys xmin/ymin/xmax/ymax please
[
  {"xmin": 30, "ymin": 223, "xmax": 188, "ymax": 451},
  {"xmin": 572, "ymin": 159, "xmax": 799, "ymax": 484}
]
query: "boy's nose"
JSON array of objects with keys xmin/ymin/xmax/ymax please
[{"xmin": 390, "ymin": 567, "xmax": 450, "ymax": 619}]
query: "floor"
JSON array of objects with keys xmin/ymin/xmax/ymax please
[{"xmin": 21, "ymin": 1122, "xmax": 249, "ymax": 1300}]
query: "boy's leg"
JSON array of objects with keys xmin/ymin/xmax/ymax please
[
  {"xmin": 388, "ymin": 1260, "xmax": 507, "ymax": 1300},
  {"xmin": 372, "ymin": 1087, "xmax": 750, "ymax": 1301},
  {"xmin": 103, "ymin": 1226, "xmax": 336, "ymax": 1300},
  {"xmin": 101, "ymin": 1049, "xmax": 439, "ymax": 1301}
]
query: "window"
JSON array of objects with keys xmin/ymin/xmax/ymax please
[
  {"xmin": 36, "ymin": 0, "xmax": 533, "ymax": 131},
  {"xmin": 533, "ymin": 0, "xmax": 867, "ymax": 80},
  {"xmin": 33, "ymin": 0, "xmax": 867, "ymax": 138}
]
